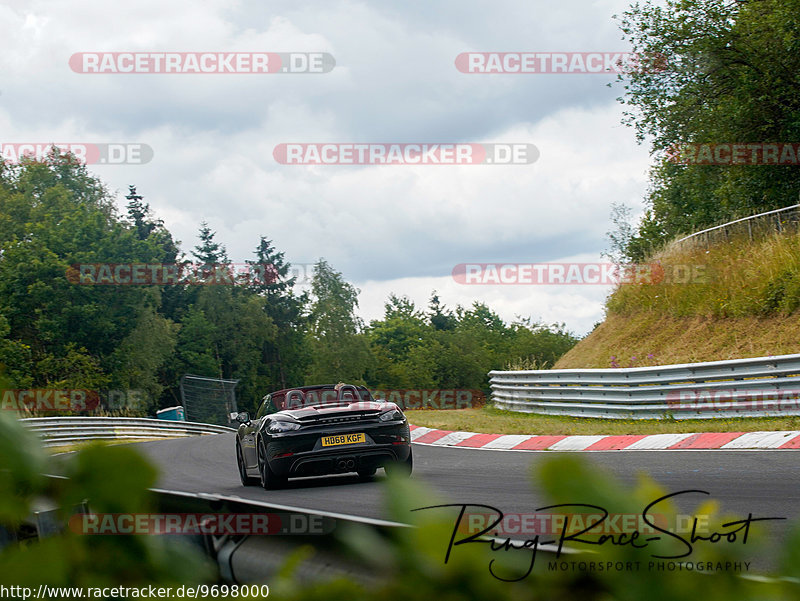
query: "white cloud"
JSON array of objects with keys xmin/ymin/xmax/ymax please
[{"xmin": 0, "ymin": 0, "xmax": 652, "ymax": 335}]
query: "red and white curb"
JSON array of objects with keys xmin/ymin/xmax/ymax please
[{"xmin": 409, "ymin": 425, "xmax": 800, "ymax": 451}]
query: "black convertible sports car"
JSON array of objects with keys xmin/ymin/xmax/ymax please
[{"xmin": 233, "ymin": 383, "xmax": 412, "ymax": 489}]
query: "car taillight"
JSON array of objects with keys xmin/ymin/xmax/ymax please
[{"xmin": 379, "ymin": 409, "xmax": 403, "ymax": 422}]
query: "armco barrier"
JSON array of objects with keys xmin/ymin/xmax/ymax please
[
  {"xmin": 21, "ymin": 483, "xmax": 571, "ymax": 586},
  {"xmin": 675, "ymin": 203, "xmax": 800, "ymax": 248},
  {"xmin": 22, "ymin": 416, "xmax": 234, "ymax": 446},
  {"xmin": 489, "ymin": 353, "xmax": 800, "ymax": 419}
]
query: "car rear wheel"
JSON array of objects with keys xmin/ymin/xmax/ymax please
[
  {"xmin": 257, "ymin": 437, "xmax": 287, "ymax": 490},
  {"xmin": 236, "ymin": 440, "xmax": 257, "ymax": 486},
  {"xmin": 384, "ymin": 448, "xmax": 413, "ymax": 477}
]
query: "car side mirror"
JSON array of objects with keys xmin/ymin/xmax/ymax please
[{"xmin": 233, "ymin": 411, "xmax": 250, "ymax": 424}]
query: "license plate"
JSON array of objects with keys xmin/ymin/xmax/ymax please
[{"xmin": 321, "ymin": 433, "xmax": 366, "ymax": 447}]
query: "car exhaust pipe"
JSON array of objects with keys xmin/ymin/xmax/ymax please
[
  {"xmin": 345, "ymin": 459, "xmax": 355, "ymax": 469},
  {"xmin": 336, "ymin": 459, "xmax": 348, "ymax": 470}
]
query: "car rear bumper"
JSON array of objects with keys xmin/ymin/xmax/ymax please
[{"xmin": 265, "ymin": 422, "xmax": 411, "ymax": 477}]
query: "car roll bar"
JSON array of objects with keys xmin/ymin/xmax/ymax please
[
  {"xmin": 336, "ymin": 384, "xmax": 360, "ymax": 401},
  {"xmin": 286, "ymin": 389, "xmax": 305, "ymax": 409}
]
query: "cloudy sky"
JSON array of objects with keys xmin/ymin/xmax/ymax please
[{"xmin": 0, "ymin": 0, "xmax": 653, "ymax": 335}]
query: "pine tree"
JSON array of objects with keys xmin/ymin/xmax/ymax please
[
  {"xmin": 126, "ymin": 185, "xmax": 158, "ymax": 240},
  {"xmin": 246, "ymin": 236, "xmax": 295, "ymax": 295},
  {"xmin": 428, "ymin": 291, "xmax": 456, "ymax": 330},
  {"xmin": 192, "ymin": 222, "xmax": 229, "ymax": 265},
  {"xmin": 246, "ymin": 236, "xmax": 309, "ymax": 390}
]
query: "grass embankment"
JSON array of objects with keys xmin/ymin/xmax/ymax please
[
  {"xmin": 409, "ymin": 233, "xmax": 800, "ymax": 435},
  {"xmin": 556, "ymin": 232, "xmax": 800, "ymax": 368},
  {"xmin": 406, "ymin": 405, "xmax": 800, "ymax": 436}
]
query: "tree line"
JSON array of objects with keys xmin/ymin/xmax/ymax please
[
  {"xmin": 611, "ymin": 0, "xmax": 800, "ymax": 261},
  {"xmin": 0, "ymin": 155, "xmax": 578, "ymax": 414}
]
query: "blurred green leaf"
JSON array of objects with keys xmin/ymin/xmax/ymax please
[{"xmin": 0, "ymin": 413, "xmax": 47, "ymax": 522}]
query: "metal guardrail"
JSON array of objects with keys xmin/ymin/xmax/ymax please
[
  {"xmin": 150, "ymin": 488, "xmax": 405, "ymax": 586},
  {"xmin": 489, "ymin": 353, "xmax": 800, "ymax": 419},
  {"xmin": 22, "ymin": 416, "xmax": 235, "ymax": 447},
  {"xmin": 675, "ymin": 203, "xmax": 800, "ymax": 248},
  {"xmin": 20, "ymin": 479, "xmax": 570, "ymax": 586}
]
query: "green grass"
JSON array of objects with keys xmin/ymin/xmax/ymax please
[
  {"xmin": 606, "ymin": 232, "xmax": 800, "ymax": 319},
  {"xmin": 406, "ymin": 405, "xmax": 800, "ymax": 436},
  {"xmin": 555, "ymin": 231, "xmax": 800, "ymax": 369},
  {"xmin": 46, "ymin": 438, "xmax": 161, "ymax": 454}
]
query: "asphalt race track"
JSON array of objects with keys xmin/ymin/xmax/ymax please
[
  {"xmin": 136, "ymin": 435, "xmax": 800, "ymax": 519},
  {"xmin": 136, "ymin": 434, "xmax": 800, "ymax": 521},
  {"xmin": 135, "ymin": 434, "xmax": 800, "ymax": 569}
]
